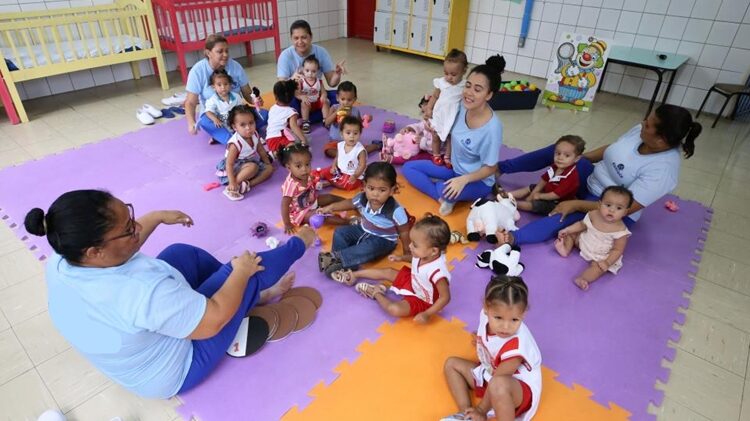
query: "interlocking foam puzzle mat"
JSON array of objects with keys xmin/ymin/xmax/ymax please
[{"xmin": 0, "ymin": 106, "xmax": 711, "ymax": 420}]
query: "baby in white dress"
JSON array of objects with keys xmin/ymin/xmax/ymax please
[{"xmin": 554, "ymin": 186, "xmax": 633, "ymax": 290}]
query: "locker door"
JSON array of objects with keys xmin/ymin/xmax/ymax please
[
  {"xmin": 427, "ymin": 19, "xmax": 448, "ymax": 56},
  {"xmin": 432, "ymin": 0, "xmax": 451, "ymax": 21},
  {"xmin": 373, "ymin": 11, "xmax": 393, "ymax": 45},
  {"xmin": 391, "ymin": 14, "xmax": 410, "ymax": 48},
  {"xmin": 376, "ymin": 0, "xmax": 393, "ymax": 12},
  {"xmin": 409, "ymin": 17, "xmax": 429, "ymax": 52},
  {"xmin": 394, "ymin": 0, "xmax": 412, "ymax": 14},
  {"xmin": 413, "ymin": 0, "xmax": 430, "ymax": 17}
]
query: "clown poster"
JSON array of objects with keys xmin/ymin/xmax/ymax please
[{"xmin": 542, "ymin": 33, "xmax": 611, "ymax": 112}]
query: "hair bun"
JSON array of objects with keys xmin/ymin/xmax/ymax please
[
  {"xmin": 486, "ymin": 54, "xmax": 506, "ymax": 74},
  {"xmin": 24, "ymin": 207, "xmax": 47, "ymax": 236}
]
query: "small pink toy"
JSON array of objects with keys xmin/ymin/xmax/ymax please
[
  {"xmin": 665, "ymin": 200, "xmax": 679, "ymax": 212},
  {"xmin": 362, "ymin": 114, "xmax": 373, "ymax": 128},
  {"xmin": 382, "ymin": 132, "xmax": 420, "ymax": 161},
  {"xmin": 382, "ymin": 119, "xmax": 396, "ymax": 134}
]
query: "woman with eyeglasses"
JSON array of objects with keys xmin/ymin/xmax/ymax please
[{"xmin": 24, "ymin": 190, "xmax": 316, "ymax": 398}]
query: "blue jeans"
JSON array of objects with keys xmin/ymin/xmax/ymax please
[
  {"xmin": 166, "ymin": 238, "xmax": 305, "ymax": 393},
  {"xmin": 332, "ymin": 224, "xmax": 397, "ymax": 269},
  {"xmin": 197, "ymin": 109, "xmax": 269, "ymax": 145},
  {"xmin": 402, "ymin": 160, "xmax": 493, "ymax": 203},
  {"xmin": 497, "ymin": 144, "xmax": 634, "ymax": 245},
  {"xmin": 290, "ymin": 90, "xmax": 338, "ymax": 123}
]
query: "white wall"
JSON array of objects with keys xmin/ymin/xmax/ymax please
[
  {"xmin": 464, "ymin": 0, "xmax": 750, "ymax": 113},
  {"xmin": 0, "ymin": 0, "xmax": 347, "ymax": 100}
]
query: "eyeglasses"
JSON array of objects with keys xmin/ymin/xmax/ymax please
[{"xmin": 101, "ymin": 203, "xmax": 136, "ymax": 243}]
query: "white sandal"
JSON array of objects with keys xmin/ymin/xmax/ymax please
[
  {"xmin": 355, "ymin": 282, "xmax": 385, "ymax": 299},
  {"xmin": 223, "ymin": 188, "xmax": 244, "ymax": 201}
]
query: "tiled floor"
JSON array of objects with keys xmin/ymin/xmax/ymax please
[{"xmin": 0, "ymin": 38, "xmax": 748, "ymax": 421}]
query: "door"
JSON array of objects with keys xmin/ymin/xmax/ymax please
[
  {"xmin": 427, "ymin": 19, "xmax": 449, "ymax": 56},
  {"xmin": 392, "ymin": 13, "xmax": 410, "ymax": 48},
  {"xmin": 348, "ymin": 0, "xmax": 376, "ymax": 40},
  {"xmin": 409, "ymin": 17, "xmax": 429, "ymax": 52},
  {"xmin": 413, "ymin": 0, "xmax": 430, "ymax": 17},
  {"xmin": 373, "ymin": 11, "xmax": 392, "ymax": 45},
  {"xmin": 432, "ymin": 0, "xmax": 451, "ymax": 20}
]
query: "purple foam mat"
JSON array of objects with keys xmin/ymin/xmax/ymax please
[
  {"xmin": 446, "ymin": 192, "xmax": 708, "ymax": 420},
  {"xmin": 0, "ymin": 107, "xmax": 709, "ymax": 421}
]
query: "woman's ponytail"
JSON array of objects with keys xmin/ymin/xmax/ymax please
[{"xmin": 682, "ymin": 121, "xmax": 702, "ymax": 159}]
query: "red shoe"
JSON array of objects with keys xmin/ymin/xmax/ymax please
[
  {"xmin": 443, "ymin": 156, "xmax": 453, "ymax": 169},
  {"xmin": 432, "ymin": 155, "xmax": 444, "ymax": 166}
]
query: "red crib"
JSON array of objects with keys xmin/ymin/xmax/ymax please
[{"xmin": 151, "ymin": 0, "xmax": 281, "ymax": 83}]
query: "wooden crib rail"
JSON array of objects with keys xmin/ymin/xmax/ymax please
[{"xmin": 0, "ymin": 0, "xmax": 168, "ymax": 123}]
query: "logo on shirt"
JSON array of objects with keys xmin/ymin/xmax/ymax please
[
  {"xmin": 612, "ymin": 162, "xmax": 625, "ymax": 178},
  {"xmin": 462, "ymin": 138, "xmax": 471, "ymax": 146}
]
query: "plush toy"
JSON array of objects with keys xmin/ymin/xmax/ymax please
[
  {"xmin": 476, "ymin": 243, "xmax": 525, "ymax": 276},
  {"xmin": 336, "ymin": 105, "xmax": 352, "ymax": 124},
  {"xmin": 250, "ymin": 222, "xmax": 269, "ymax": 238},
  {"xmin": 382, "ymin": 131, "xmax": 421, "ymax": 161},
  {"xmin": 466, "ymin": 193, "xmax": 520, "ymax": 244}
]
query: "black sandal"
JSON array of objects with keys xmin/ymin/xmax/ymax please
[{"xmin": 318, "ymin": 252, "xmax": 337, "ymax": 272}]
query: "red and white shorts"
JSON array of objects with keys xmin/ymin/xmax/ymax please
[{"xmin": 390, "ymin": 266, "xmax": 432, "ymax": 317}]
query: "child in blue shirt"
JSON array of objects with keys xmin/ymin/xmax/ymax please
[{"xmin": 317, "ymin": 162, "xmax": 413, "ymax": 280}]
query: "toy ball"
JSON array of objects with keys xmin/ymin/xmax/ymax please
[
  {"xmin": 251, "ymin": 222, "xmax": 269, "ymax": 238},
  {"xmin": 310, "ymin": 213, "xmax": 326, "ymax": 229},
  {"xmin": 513, "ymin": 85, "xmax": 523, "ymax": 91},
  {"xmin": 521, "ymin": 80, "xmax": 529, "ymax": 85},
  {"xmin": 382, "ymin": 119, "xmax": 396, "ymax": 134},
  {"xmin": 528, "ymin": 83, "xmax": 537, "ymax": 91},
  {"xmin": 500, "ymin": 87, "xmax": 509, "ymax": 92},
  {"xmin": 509, "ymin": 80, "xmax": 518, "ymax": 87}
]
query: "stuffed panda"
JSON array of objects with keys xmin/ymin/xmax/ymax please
[{"xmin": 476, "ymin": 243, "xmax": 525, "ymax": 276}]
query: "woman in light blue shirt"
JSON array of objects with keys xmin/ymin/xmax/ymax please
[
  {"xmin": 184, "ymin": 34, "xmax": 268, "ymax": 144},
  {"xmin": 403, "ymin": 55, "xmax": 506, "ymax": 216},
  {"xmin": 277, "ymin": 20, "xmax": 346, "ymax": 122},
  {"xmin": 495, "ymin": 104, "xmax": 702, "ymax": 245},
  {"xmin": 24, "ymin": 190, "xmax": 315, "ymax": 398}
]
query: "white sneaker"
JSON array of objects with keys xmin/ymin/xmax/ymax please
[
  {"xmin": 136, "ymin": 109, "xmax": 155, "ymax": 125},
  {"xmin": 438, "ymin": 199, "xmax": 455, "ymax": 216},
  {"xmin": 37, "ymin": 409, "xmax": 66, "ymax": 421},
  {"xmin": 161, "ymin": 92, "xmax": 187, "ymax": 107},
  {"xmin": 141, "ymin": 104, "xmax": 162, "ymax": 118}
]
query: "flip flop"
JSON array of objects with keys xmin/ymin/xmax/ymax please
[
  {"xmin": 223, "ymin": 188, "xmax": 244, "ymax": 201},
  {"xmin": 169, "ymin": 106, "xmax": 185, "ymax": 115}
]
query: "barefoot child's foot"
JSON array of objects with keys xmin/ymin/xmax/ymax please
[
  {"xmin": 259, "ymin": 271, "xmax": 297, "ymax": 304},
  {"xmin": 574, "ymin": 277, "xmax": 589, "ymax": 291},
  {"xmin": 554, "ymin": 238, "xmax": 570, "ymax": 257}
]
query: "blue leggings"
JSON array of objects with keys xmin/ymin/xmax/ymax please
[
  {"xmin": 497, "ymin": 144, "xmax": 634, "ymax": 244},
  {"xmin": 402, "ymin": 160, "xmax": 493, "ymax": 203},
  {"xmin": 290, "ymin": 90, "xmax": 338, "ymax": 123},
  {"xmin": 198, "ymin": 109, "xmax": 270, "ymax": 145},
  {"xmin": 164, "ymin": 238, "xmax": 305, "ymax": 393}
]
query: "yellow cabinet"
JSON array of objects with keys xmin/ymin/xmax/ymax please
[{"xmin": 374, "ymin": 0, "xmax": 469, "ymax": 60}]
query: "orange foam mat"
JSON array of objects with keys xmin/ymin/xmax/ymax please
[
  {"xmin": 282, "ymin": 317, "xmax": 630, "ymax": 421},
  {"xmin": 280, "ymin": 174, "xmax": 479, "ymax": 270}
]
